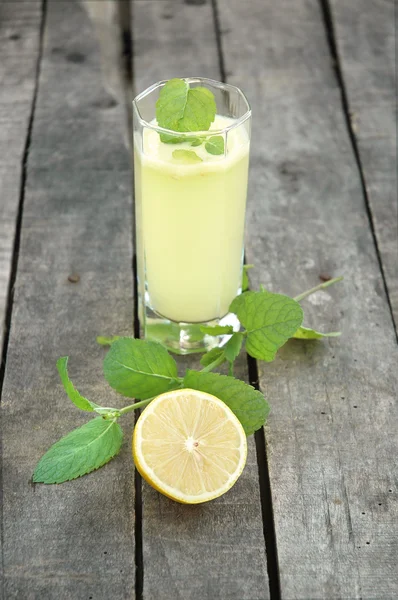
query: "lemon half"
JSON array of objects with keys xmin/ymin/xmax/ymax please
[{"xmin": 133, "ymin": 388, "xmax": 247, "ymax": 504}]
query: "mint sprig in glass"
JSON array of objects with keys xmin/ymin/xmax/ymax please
[{"xmin": 133, "ymin": 78, "xmax": 251, "ymax": 354}]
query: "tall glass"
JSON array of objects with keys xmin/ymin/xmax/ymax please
[{"xmin": 133, "ymin": 77, "xmax": 251, "ymax": 354}]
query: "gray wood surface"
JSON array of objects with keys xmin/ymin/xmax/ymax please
[
  {"xmin": 132, "ymin": 2, "xmax": 269, "ymax": 599},
  {"xmin": 2, "ymin": 0, "xmax": 396, "ymax": 598},
  {"xmin": 1, "ymin": 1, "xmax": 135, "ymax": 598},
  {"xmin": 330, "ymin": 0, "xmax": 398, "ymax": 332},
  {"xmin": 217, "ymin": 0, "xmax": 398, "ymax": 597},
  {"xmin": 0, "ymin": 0, "xmax": 42, "ymax": 363}
]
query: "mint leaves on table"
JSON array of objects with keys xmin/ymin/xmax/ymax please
[
  {"xmin": 200, "ymin": 276, "xmax": 343, "ymax": 367},
  {"xmin": 293, "ymin": 326, "xmax": 341, "ymax": 339},
  {"xmin": 230, "ymin": 291, "xmax": 304, "ymax": 361},
  {"xmin": 156, "ymin": 78, "xmax": 225, "ymax": 156},
  {"xmin": 57, "ymin": 357, "xmax": 99, "ymax": 412},
  {"xmin": 96, "ymin": 335, "xmax": 120, "ymax": 346},
  {"xmin": 183, "ymin": 370, "xmax": 269, "ymax": 435},
  {"xmin": 242, "ymin": 264, "xmax": 254, "ymax": 292},
  {"xmin": 33, "ymin": 418, "xmax": 123, "ymax": 484},
  {"xmin": 103, "ymin": 337, "xmax": 180, "ymax": 399},
  {"xmin": 199, "ymin": 346, "xmax": 225, "ymax": 367},
  {"xmin": 199, "ymin": 290, "xmax": 303, "ymax": 367},
  {"xmin": 33, "ymin": 276, "xmax": 343, "ymax": 484},
  {"xmin": 223, "ymin": 332, "xmax": 244, "ymax": 364}
]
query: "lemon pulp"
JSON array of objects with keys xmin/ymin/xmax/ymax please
[{"xmin": 133, "ymin": 388, "xmax": 247, "ymax": 504}]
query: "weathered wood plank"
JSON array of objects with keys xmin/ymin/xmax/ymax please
[
  {"xmin": 132, "ymin": 2, "xmax": 269, "ymax": 598},
  {"xmin": 326, "ymin": 0, "xmax": 397, "ymax": 328},
  {"xmin": 1, "ymin": 1, "xmax": 135, "ymax": 598},
  {"xmin": 217, "ymin": 0, "xmax": 398, "ymax": 597},
  {"xmin": 0, "ymin": 0, "xmax": 42, "ymax": 365},
  {"xmin": 329, "ymin": 0, "xmax": 398, "ymax": 332}
]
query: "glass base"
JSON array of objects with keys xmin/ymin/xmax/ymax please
[{"xmin": 143, "ymin": 304, "xmax": 240, "ymax": 355}]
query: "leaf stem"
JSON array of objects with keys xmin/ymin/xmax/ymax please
[
  {"xmin": 200, "ymin": 352, "xmax": 226, "ymax": 373},
  {"xmin": 294, "ymin": 276, "xmax": 343, "ymax": 302},
  {"xmin": 119, "ymin": 397, "xmax": 154, "ymax": 416}
]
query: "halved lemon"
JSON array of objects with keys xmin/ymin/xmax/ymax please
[{"xmin": 133, "ymin": 388, "xmax": 247, "ymax": 504}]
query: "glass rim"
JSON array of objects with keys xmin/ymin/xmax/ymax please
[{"xmin": 132, "ymin": 77, "xmax": 252, "ymax": 137}]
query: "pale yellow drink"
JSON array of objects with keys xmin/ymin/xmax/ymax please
[{"xmin": 135, "ymin": 115, "xmax": 249, "ymax": 324}]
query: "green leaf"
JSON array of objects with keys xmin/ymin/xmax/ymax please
[
  {"xmin": 230, "ymin": 291, "xmax": 304, "ymax": 361},
  {"xmin": 159, "ymin": 133, "xmax": 186, "ymax": 144},
  {"xmin": 190, "ymin": 138, "xmax": 203, "ymax": 147},
  {"xmin": 183, "ymin": 370, "xmax": 269, "ymax": 435},
  {"xmin": 156, "ymin": 78, "xmax": 216, "ymax": 135},
  {"xmin": 223, "ymin": 332, "xmax": 243, "ymax": 363},
  {"xmin": 199, "ymin": 347, "xmax": 225, "ymax": 367},
  {"xmin": 33, "ymin": 417, "xmax": 123, "ymax": 484},
  {"xmin": 56, "ymin": 357, "xmax": 98, "ymax": 412},
  {"xmin": 172, "ymin": 149, "xmax": 203, "ymax": 163},
  {"xmin": 242, "ymin": 264, "xmax": 254, "ymax": 292},
  {"xmin": 293, "ymin": 326, "xmax": 341, "ymax": 340},
  {"xmin": 103, "ymin": 337, "xmax": 180, "ymax": 399},
  {"xmin": 205, "ymin": 136, "xmax": 224, "ymax": 155},
  {"xmin": 200, "ymin": 325, "xmax": 234, "ymax": 336},
  {"xmin": 96, "ymin": 335, "xmax": 120, "ymax": 346}
]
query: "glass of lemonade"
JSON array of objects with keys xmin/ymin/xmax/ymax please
[{"xmin": 133, "ymin": 78, "xmax": 251, "ymax": 354}]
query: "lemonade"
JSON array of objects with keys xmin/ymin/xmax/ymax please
[{"xmin": 135, "ymin": 115, "xmax": 250, "ymax": 324}]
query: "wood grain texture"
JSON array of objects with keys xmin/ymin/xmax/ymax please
[
  {"xmin": 132, "ymin": 2, "xmax": 269, "ymax": 599},
  {"xmin": 141, "ymin": 352, "xmax": 269, "ymax": 600},
  {"xmin": 330, "ymin": 0, "xmax": 398, "ymax": 332},
  {"xmin": 217, "ymin": 0, "xmax": 398, "ymax": 598},
  {"xmin": 1, "ymin": 1, "xmax": 135, "ymax": 598},
  {"xmin": 132, "ymin": 0, "xmax": 220, "ymax": 93},
  {"xmin": 0, "ymin": 0, "xmax": 42, "ymax": 364}
]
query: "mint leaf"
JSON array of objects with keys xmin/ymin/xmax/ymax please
[
  {"xmin": 159, "ymin": 133, "xmax": 187, "ymax": 144},
  {"xmin": 200, "ymin": 325, "xmax": 234, "ymax": 336},
  {"xmin": 97, "ymin": 335, "xmax": 120, "ymax": 346},
  {"xmin": 293, "ymin": 326, "xmax": 341, "ymax": 339},
  {"xmin": 57, "ymin": 357, "xmax": 99, "ymax": 412},
  {"xmin": 230, "ymin": 291, "xmax": 303, "ymax": 361},
  {"xmin": 103, "ymin": 337, "xmax": 180, "ymax": 399},
  {"xmin": 205, "ymin": 136, "xmax": 224, "ymax": 155},
  {"xmin": 156, "ymin": 78, "xmax": 216, "ymax": 135},
  {"xmin": 184, "ymin": 370, "xmax": 269, "ymax": 435},
  {"xmin": 190, "ymin": 138, "xmax": 203, "ymax": 147},
  {"xmin": 223, "ymin": 332, "xmax": 243, "ymax": 363},
  {"xmin": 200, "ymin": 347, "xmax": 224, "ymax": 367},
  {"xmin": 242, "ymin": 264, "xmax": 254, "ymax": 292},
  {"xmin": 156, "ymin": 78, "xmax": 188, "ymax": 130},
  {"xmin": 33, "ymin": 417, "xmax": 123, "ymax": 484},
  {"xmin": 172, "ymin": 149, "xmax": 203, "ymax": 163}
]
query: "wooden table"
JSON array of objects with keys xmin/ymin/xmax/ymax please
[{"xmin": 1, "ymin": 1, "xmax": 397, "ymax": 598}]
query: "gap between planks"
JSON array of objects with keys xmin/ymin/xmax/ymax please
[
  {"xmin": 131, "ymin": 0, "xmax": 273, "ymax": 597},
  {"xmin": 0, "ymin": 2, "xmax": 47, "ymax": 597},
  {"xmin": 128, "ymin": 1, "xmax": 144, "ymax": 595},
  {"xmin": 319, "ymin": 0, "xmax": 398, "ymax": 342},
  {"xmin": 248, "ymin": 355, "xmax": 282, "ymax": 600},
  {"xmin": 212, "ymin": 0, "xmax": 283, "ymax": 595},
  {"xmin": 0, "ymin": 0, "xmax": 47, "ymax": 396}
]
